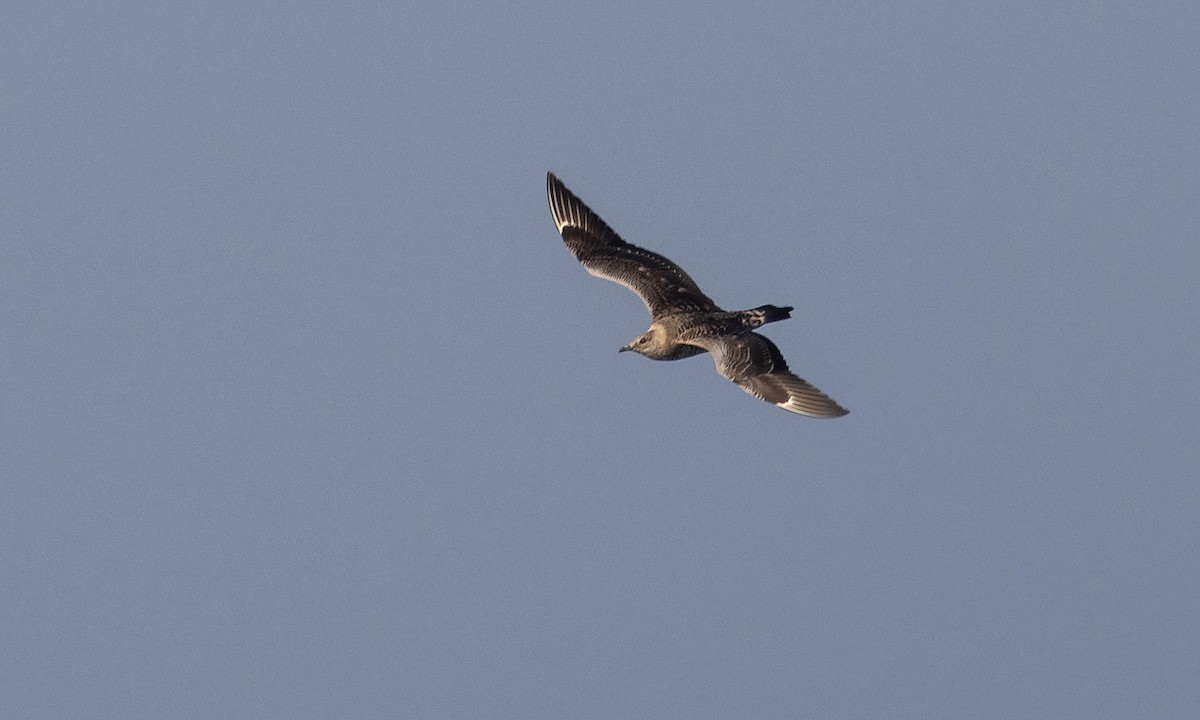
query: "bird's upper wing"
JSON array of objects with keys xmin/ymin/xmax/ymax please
[
  {"xmin": 688, "ymin": 332, "xmax": 849, "ymax": 418},
  {"xmin": 547, "ymin": 172, "xmax": 718, "ymax": 318}
]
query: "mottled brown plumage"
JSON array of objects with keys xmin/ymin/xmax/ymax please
[{"xmin": 547, "ymin": 172, "xmax": 848, "ymax": 418}]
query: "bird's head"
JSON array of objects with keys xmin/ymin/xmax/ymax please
[{"xmin": 619, "ymin": 326, "xmax": 668, "ymax": 359}]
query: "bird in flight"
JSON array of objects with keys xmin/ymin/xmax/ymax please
[{"xmin": 546, "ymin": 172, "xmax": 849, "ymax": 418}]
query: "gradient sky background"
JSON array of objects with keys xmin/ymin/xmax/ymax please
[{"xmin": 4, "ymin": 3, "xmax": 1198, "ymax": 718}]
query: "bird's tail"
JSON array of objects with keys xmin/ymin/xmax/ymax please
[{"xmin": 739, "ymin": 304, "xmax": 793, "ymax": 329}]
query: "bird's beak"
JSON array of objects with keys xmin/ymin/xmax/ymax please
[{"xmin": 618, "ymin": 344, "xmax": 631, "ymax": 353}]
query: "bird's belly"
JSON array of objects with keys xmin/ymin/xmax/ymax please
[{"xmin": 657, "ymin": 344, "xmax": 708, "ymax": 361}]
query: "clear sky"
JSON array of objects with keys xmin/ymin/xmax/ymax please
[{"xmin": 4, "ymin": 3, "xmax": 1198, "ymax": 718}]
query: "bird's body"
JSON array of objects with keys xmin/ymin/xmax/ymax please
[
  {"xmin": 546, "ymin": 172, "xmax": 848, "ymax": 418},
  {"xmin": 623, "ymin": 306, "xmax": 791, "ymax": 360}
]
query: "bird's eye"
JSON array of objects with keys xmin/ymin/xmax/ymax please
[{"xmin": 639, "ymin": 337, "xmax": 648, "ymax": 344}]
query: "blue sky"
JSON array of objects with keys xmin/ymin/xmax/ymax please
[{"xmin": 4, "ymin": 3, "xmax": 1198, "ymax": 718}]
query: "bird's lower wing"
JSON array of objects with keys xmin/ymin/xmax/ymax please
[{"xmin": 691, "ymin": 333, "xmax": 849, "ymax": 418}]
